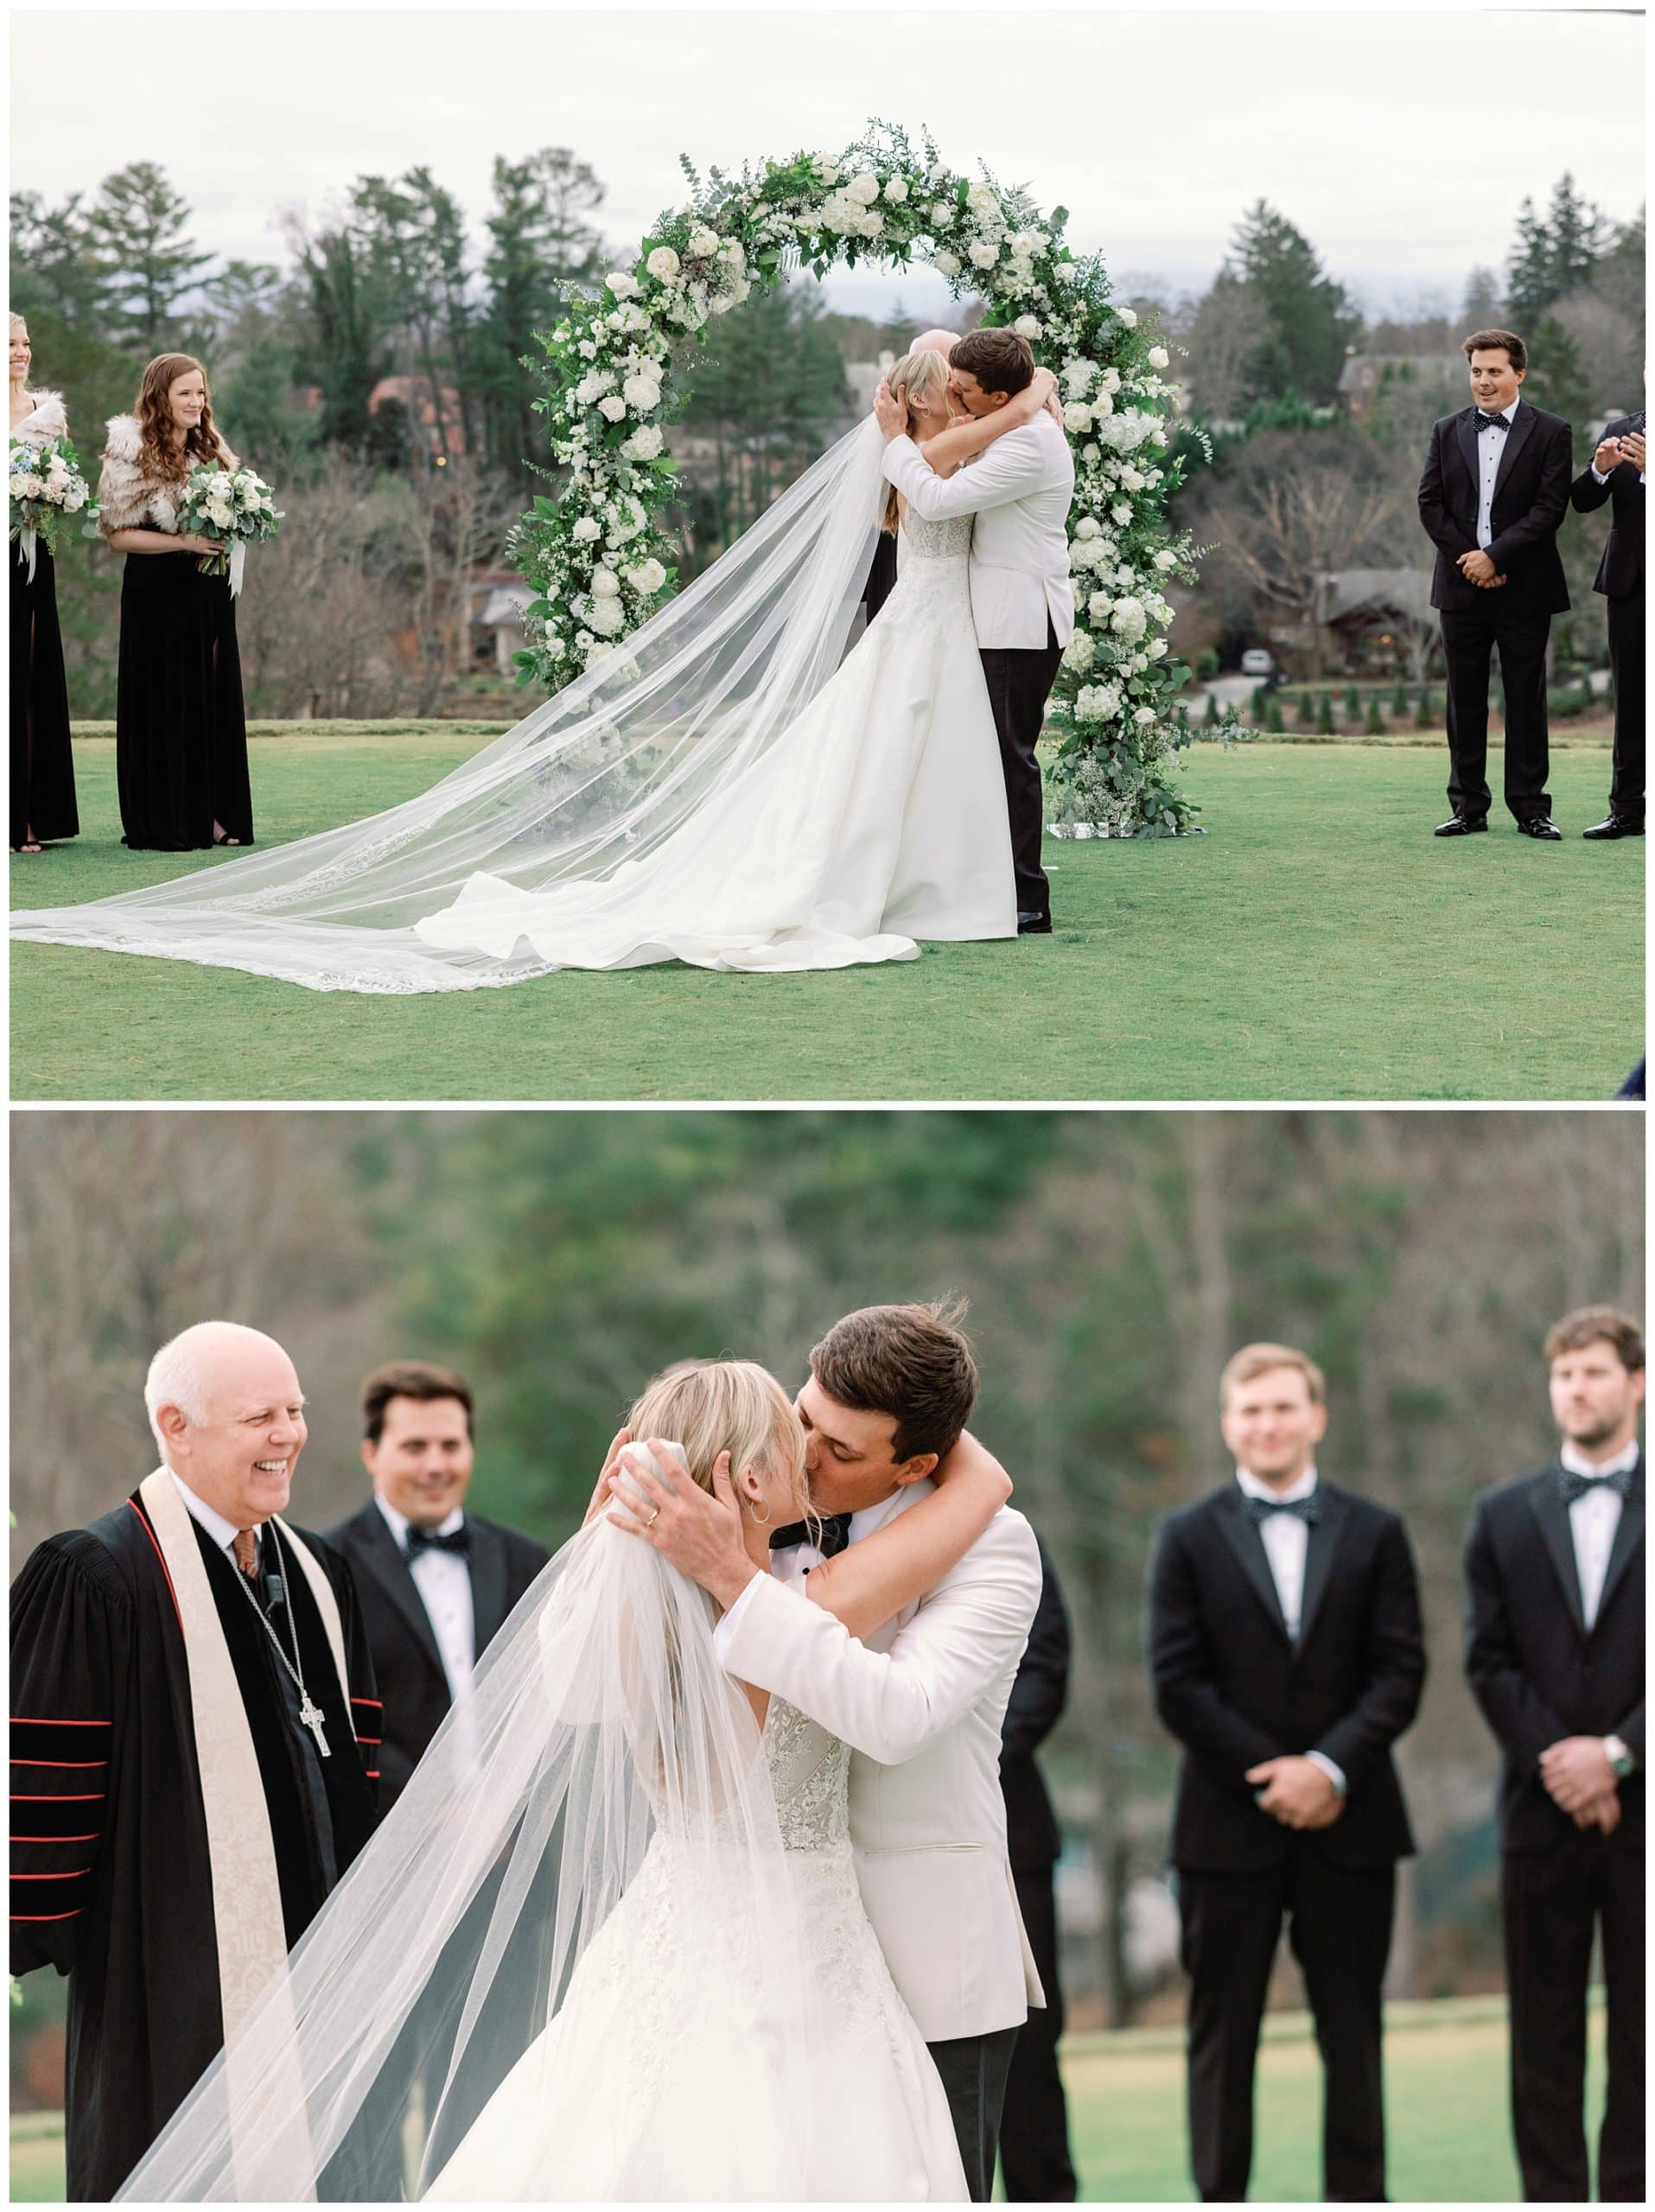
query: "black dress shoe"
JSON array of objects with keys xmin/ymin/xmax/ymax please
[
  {"xmin": 1016, "ymin": 912, "xmax": 1052, "ymax": 935},
  {"xmin": 1434, "ymin": 814, "xmax": 1487, "ymax": 836},
  {"xmin": 1582, "ymin": 814, "xmax": 1645, "ymax": 839},
  {"xmin": 1516, "ymin": 815, "xmax": 1563, "ymax": 841}
]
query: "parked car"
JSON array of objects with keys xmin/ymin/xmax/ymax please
[{"xmin": 1238, "ymin": 647, "xmax": 1276, "ymax": 682}]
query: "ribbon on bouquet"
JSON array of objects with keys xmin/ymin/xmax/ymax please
[
  {"xmin": 19, "ymin": 524, "xmax": 37, "ymax": 584},
  {"xmin": 228, "ymin": 538, "xmax": 246, "ymax": 599}
]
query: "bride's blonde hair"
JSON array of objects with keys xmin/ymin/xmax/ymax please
[
  {"xmin": 627, "ymin": 1358, "xmax": 810, "ymax": 1520},
  {"xmin": 880, "ymin": 346, "xmax": 951, "ymax": 536}
]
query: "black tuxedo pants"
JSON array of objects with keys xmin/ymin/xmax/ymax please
[
  {"xmin": 1439, "ymin": 600, "xmax": 1552, "ymax": 820},
  {"xmin": 862, "ymin": 531, "xmax": 899, "ymax": 626},
  {"xmin": 1607, "ymin": 591, "xmax": 1645, "ymax": 818},
  {"xmin": 927, "ymin": 2023, "xmax": 1022, "ymax": 2201},
  {"xmin": 979, "ymin": 619, "xmax": 1064, "ymax": 920},
  {"xmin": 1000, "ymin": 1864, "xmax": 1078, "ymax": 2200},
  {"xmin": 1179, "ymin": 1847, "xmax": 1395, "ymax": 2202},
  {"xmin": 1502, "ymin": 1834, "xmax": 1645, "ymax": 2202}
]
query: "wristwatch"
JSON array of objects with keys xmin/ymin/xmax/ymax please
[{"xmin": 1603, "ymin": 1735, "xmax": 1636, "ymax": 1779}]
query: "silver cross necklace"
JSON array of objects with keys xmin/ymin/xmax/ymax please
[{"xmin": 228, "ymin": 1522, "xmax": 330, "ymax": 1757}]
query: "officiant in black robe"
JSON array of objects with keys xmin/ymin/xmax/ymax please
[{"xmin": 9, "ymin": 1328, "xmax": 381, "ymax": 2202}]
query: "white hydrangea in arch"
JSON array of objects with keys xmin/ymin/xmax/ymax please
[{"xmin": 512, "ymin": 119, "xmax": 1211, "ymax": 837}]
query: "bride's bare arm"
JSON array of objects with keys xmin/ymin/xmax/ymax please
[
  {"xmin": 913, "ymin": 369, "xmax": 1058, "ymax": 480},
  {"xmin": 802, "ymin": 1431, "xmax": 1013, "ymax": 1642}
]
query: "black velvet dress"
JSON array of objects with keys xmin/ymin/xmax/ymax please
[
  {"xmin": 10, "ymin": 532, "xmax": 79, "ymax": 847},
  {"xmin": 116, "ymin": 548, "xmax": 253, "ymax": 850}
]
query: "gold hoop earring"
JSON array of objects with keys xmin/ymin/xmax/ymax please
[{"xmin": 747, "ymin": 1495, "xmax": 771, "ymax": 1526}]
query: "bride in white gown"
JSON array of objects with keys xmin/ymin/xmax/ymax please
[
  {"xmin": 12, "ymin": 355, "xmax": 1060, "ymax": 990},
  {"xmin": 117, "ymin": 1360, "xmax": 1018, "ymax": 2202}
]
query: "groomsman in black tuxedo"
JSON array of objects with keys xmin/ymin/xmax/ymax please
[
  {"xmin": 1418, "ymin": 329, "xmax": 1573, "ymax": 838},
  {"xmin": 326, "ymin": 1362, "xmax": 550, "ymax": 1813},
  {"xmin": 1149, "ymin": 1344, "xmax": 1425, "ymax": 2202},
  {"xmin": 998, "ymin": 1535, "xmax": 1077, "ymax": 2202},
  {"xmin": 1569, "ymin": 410, "xmax": 1645, "ymax": 838},
  {"xmin": 1464, "ymin": 1306, "xmax": 1645, "ymax": 2204}
]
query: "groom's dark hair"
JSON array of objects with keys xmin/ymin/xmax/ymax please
[
  {"xmin": 1462, "ymin": 327, "xmax": 1527, "ymax": 372},
  {"xmin": 810, "ymin": 1300, "xmax": 979, "ymax": 1463},
  {"xmin": 360, "ymin": 1359, "xmax": 475, "ymax": 1444},
  {"xmin": 950, "ymin": 327, "xmax": 1034, "ymax": 398}
]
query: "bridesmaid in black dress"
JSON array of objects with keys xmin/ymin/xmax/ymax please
[
  {"xmin": 96, "ymin": 352, "xmax": 253, "ymax": 850},
  {"xmin": 10, "ymin": 314, "xmax": 79, "ymax": 854}
]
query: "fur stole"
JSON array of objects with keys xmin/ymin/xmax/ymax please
[
  {"xmin": 97, "ymin": 413, "xmax": 239, "ymax": 538},
  {"xmin": 10, "ymin": 389, "xmax": 67, "ymax": 448}
]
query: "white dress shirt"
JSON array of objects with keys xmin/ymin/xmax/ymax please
[
  {"xmin": 1558, "ymin": 1438, "xmax": 1637, "ymax": 1631},
  {"xmin": 171, "ymin": 1469, "xmax": 260, "ymax": 1565},
  {"xmin": 1474, "ymin": 397, "xmax": 1520, "ymax": 550},
  {"xmin": 1235, "ymin": 1463, "xmax": 1345, "ymax": 1794},
  {"xmin": 715, "ymin": 1492, "xmax": 898, "ymax": 1648},
  {"xmin": 375, "ymin": 1494, "xmax": 475, "ymax": 1700}
]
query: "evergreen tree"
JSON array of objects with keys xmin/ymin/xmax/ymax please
[
  {"xmin": 292, "ymin": 223, "xmax": 391, "ymax": 456},
  {"xmin": 1505, "ymin": 195, "xmax": 1552, "ymax": 326},
  {"xmin": 1390, "ymin": 677, "xmax": 1408, "ymax": 718},
  {"xmin": 1460, "ymin": 266, "xmax": 1504, "ymax": 328},
  {"xmin": 1414, "ymin": 687, "xmax": 1434, "ymax": 729},
  {"xmin": 1225, "ymin": 200, "xmax": 1364, "ymax": 406},
  {"xmin": 83, "ymin": 162, "xmax": 213, "ymax": 354},
  {"xmin": 1523, "ymin": 314, "xmax": 1591, "ymax": 425},
  {"xmin": 1264, "ymin": 694, "xmax": 1286, "ymax": 734},
  {"xmin": 10, "ymin": 191, "xmax": 105, "ymax": 331},
  {"xmin": 1316, "ymin": 691, "xmax": 1335, "ymax": 735},
  {"xmin": 1204, "ymin": 690, "xmax": 1221, "ymax": 728},
  {"xmin": 1296, "ymin": 687, "xmax": 1317, "ymax": 728},
  {"xmin": 482, "ymin": 149, "xmax": 608, "ymax": 482},
  {"xmin": 1343, "ymin": 685, "xmax": 1361, "ymax": 723},
  {"xmin": 1544, "ymin": 173, "xmax": 1614, "ymax": 302},
  {"xmin": 1365, "ymin": 696, "xmax": 1384, "ymax": 734}
]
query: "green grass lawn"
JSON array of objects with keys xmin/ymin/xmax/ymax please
[
  {"xmin": 10, "ymin": 1999, "xmax": 1604, "ymax": 2202},
  {"xmin": 10, "ymin": 730, "xmax": 1642, "ymax": 1103}
]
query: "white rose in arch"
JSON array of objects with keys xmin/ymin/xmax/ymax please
[
  {"xmin": 1148, "ymin": 346, "xmax": 1171, "ymax": 370},
  {"xmin": 607, "ymin": 270, "xmax": 640, "ymax": 299},
  {"xmin": 1075, "ymin": 516, "xmax": 1102, "ymax": 540},
  {"xmin": 626, "ymin": 557, "xmax": 667, "ymax": 594},
  {"xmin": 966, "ymin": 183, "xmax": 999, "ymax": 219},
  {"xmin": 1092, "ymin": 392, "xmax": 1116, "ymax": 420},
  {"xmin": 688, "ymin": 227, "xmax": 720, "ymax": 257},
  {"xmin": 930, "ymin": 200, "xmax": 955, "ymax": 227},
  {"xmin": 622, "ymin": 426, "xmax": 665, "ymax": 461},
  {"xmin": 598, "ymin": 395, "xmax": 627, "ymax": 423},
  {"xmin": 969, "ymin": 241, "xmax": 998, "ymax": 269},
  {"xmin": 1155, "ymin": 550, "xmax": 1179, "ymax": 571},
  {"xmin": 1115, "ymin": 306, "xmax": 1138, "ymax": 328},
  {"xmin": 585, "ymin": 597, "xmax": 625, "ymax": 635},
  {"xmin": 847, "ymin": 172, "xmax": 881, "ymax": 207},
  {"xmin": 1149, "ymin": 639, "xmax": 1168, "ymax": 659},
  {"xmin": 572, "ymin": 516, "xmax": 602, "ymax": 543},
  {"xmin": 883, "ymin": 176, "xmax": 909, "ymax": 203},
  {"xmin": 933, "ymin": 250, "xmax": 962, "ymax": 279},
  {"xmin": 646, "ymin": 245, "xmax": 681, "ymax": 282},
  {"xmin": 1135, "ymin": 706, "xmax": 1157, "ymax": 727},
  {"xmin": 590, "ymin": 568, "xmax": 621, "ymax": 597},
  {"xmin": 857, "ymin": 209, "xmax": 885, "ymax": 239},
  {"xmin": 1063, "ymin": 631, "xmax": 1096, "ymax": 670},
  {"xmin": 1088, "ymin": 590, "xmax": 1116, "ymax": 621},
  {"xmin": 622, "ymin": 374, "xmax": 662, "ymax": 411},
  {"xmin": 1053, "ymin": 262, "xmax": 1079, "ymax": 284},
  {"xmin": 816, "ymin": 159, "xmax": 841, "ymax": 183},
  {"xmin": 1013, "ymin": 315, "xmax": 1041, "ymax": 340},
  {"xmin": 1062, "ymin": 402, "xmax": 1094, "ymax": 434}
]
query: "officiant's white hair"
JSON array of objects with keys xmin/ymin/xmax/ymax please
[{"xmin": 144, "ymin": 1320, "xmax": 291, "ymax": 1448}]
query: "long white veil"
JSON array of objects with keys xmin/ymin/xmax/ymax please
[
  {"xmin": 14, "ymin": 419, "xmax": 888, "ymax": 993},
  {"xmin": 116, "ymin": 1495, "xmax": 822, "ymax": 2201}
]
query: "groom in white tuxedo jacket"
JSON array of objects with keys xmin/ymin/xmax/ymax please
[
  {"xmin": 624, "ymin": 1302, "xmax": 1045, "ymax": 2202},
  {"xmin": 877, "ymin": 327, "xmax": 1075, "ymax": 933}
]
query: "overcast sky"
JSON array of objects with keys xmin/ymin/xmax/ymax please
[{"xmin": 11, "ymin": 5, "xmax": 1645, "ymax": 322}]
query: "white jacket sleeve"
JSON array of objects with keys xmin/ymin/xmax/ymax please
[
  {"xmin": 881, "ymin": 428, "xmax": 1051, "ymax": 522},
  {"xmin": 717, "ymin": 1514, "xmax": 1042, "ymax": 1765}
]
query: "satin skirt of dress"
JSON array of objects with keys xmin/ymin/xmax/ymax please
[
  {"xmin": 423, "ymin": 1833, "xmax": 967, "ymax": 2202},
  {"xmin": 411, "ymin": 559, "xmax": 1016, "ymax": 974},
  {"xmin": 116, "ymin": 550, "xmax": 252, "ymax": 851},
  {"xmin": 10, "ymin": 537, "xmax": 79, "ymax": 845}
]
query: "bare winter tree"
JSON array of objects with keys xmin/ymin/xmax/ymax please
[{"xmin": 381, "ymin": 454, "xmax": 519, "ymax": 715}]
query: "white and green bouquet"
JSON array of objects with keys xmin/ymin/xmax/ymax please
[
  {"xmin": 9, "ymin": 434, "xmax": 97, "ymax": 580},
  {"xmin": 177, "ymin": 461, "xmax": 283, "ymax": 597}
]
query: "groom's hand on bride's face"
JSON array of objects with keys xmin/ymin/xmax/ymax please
[
  {"xmin": 874, "ymin": 381, "xmax": 907, "ymax": 442},
  {"xmin": 607, "ymin": 1440, "xmax": 758, "ymax": 1610}
]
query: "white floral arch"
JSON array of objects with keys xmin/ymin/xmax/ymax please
[{"xmin": 512, "ymin": 122, "xmax": 1205, "ymax": 836}]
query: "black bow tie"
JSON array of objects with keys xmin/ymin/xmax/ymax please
[
  {"xmin": 1477, "ymin": 410, "xmax": 1510, "ymax": 433},
  {"xmin": 1559, "ymin": 1465, "xmax": 1633, "ymax": 1508},
  {"xmin": 770, "ymin": 1512, "xmax": 852, "ymax": 1559},
  {"xmin": 1246, "ymin": 1494, "xmax": 1321, "ymax": 1528},
  {"xmin": 404, "ymin": 1522, "xmax": 470, "ymax": 1557}
]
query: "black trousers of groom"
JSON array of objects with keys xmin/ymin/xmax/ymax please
[
  {"xmin": 1180, "ymin": 1847, "xmax": 1396, "ymax": 2202},
  {"xmin": 1503, "ymin": 1829, "xmax": 1644, "ymax": 2202},
  {"xmin": 980, "ymin": 618, "xmax": 1064, "ymax": 921},
  {"xmin": 1439, "ymin": 599, "xmax": 1552, "ymax": 822},
  {"xmin": 928, "ymin": 2024, "xmax": 1022, "ymax": 2201},
  {"xmin": 1607, "ymin": 590, "xmax": 1645, "ymax": 820},
  {"xmin": 1001, "ymin": 1864, "xmax": 1078, "ymax": 2199}
]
